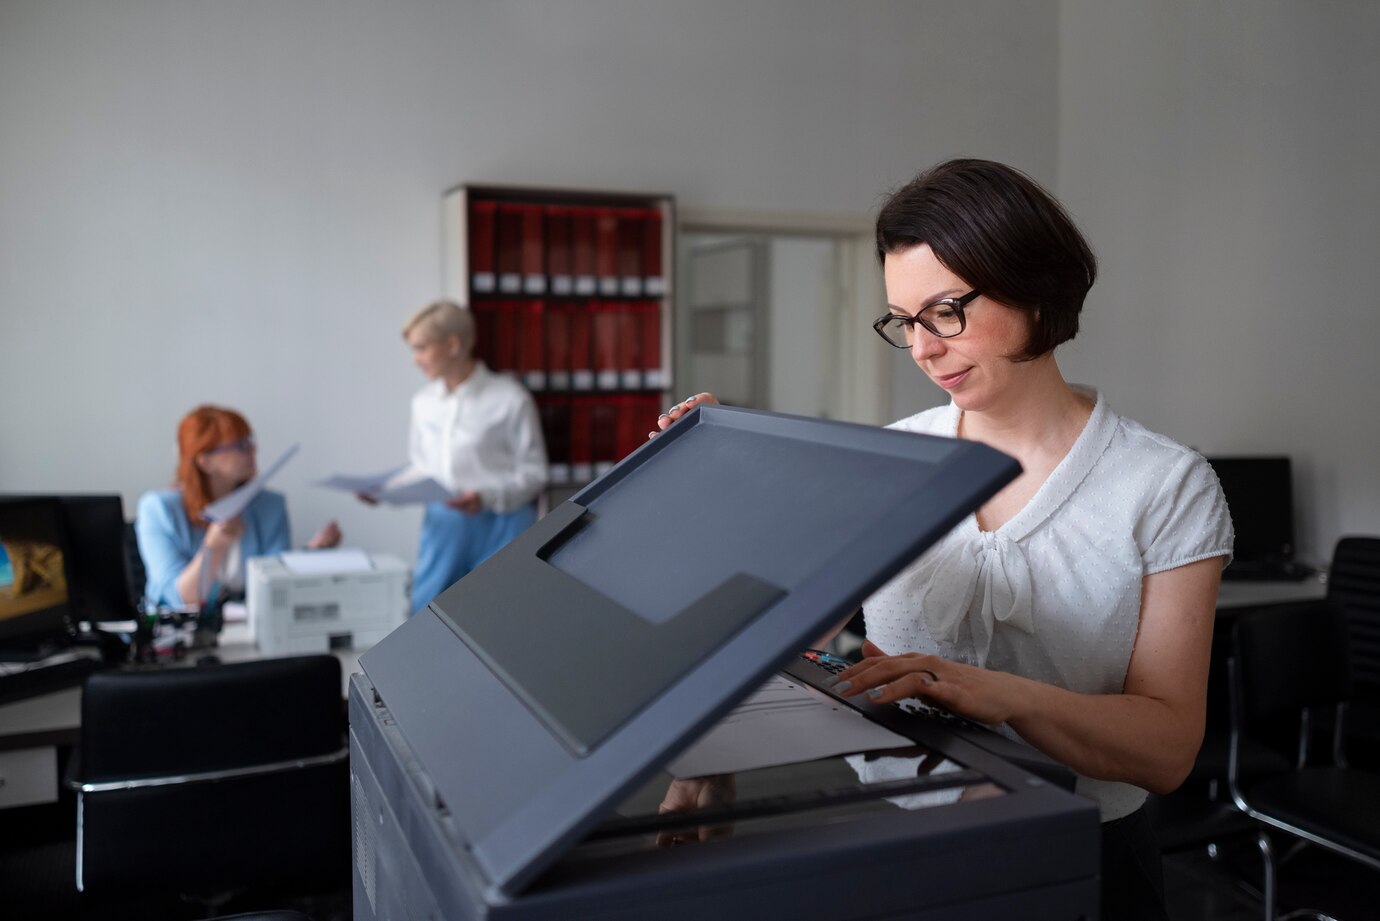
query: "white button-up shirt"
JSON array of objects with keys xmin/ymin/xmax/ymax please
[{"xmin": 407, "ymin": 362, "xmax": 548, "ymax": 514}]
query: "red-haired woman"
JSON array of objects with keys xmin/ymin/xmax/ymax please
[{"xmin": 135, "ymin": 405, "xmax": 340, "ymax": 608}]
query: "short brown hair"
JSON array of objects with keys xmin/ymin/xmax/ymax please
[{"xmin": 875, "ymin": 159, "xmax": 1097, "ymax": 360}]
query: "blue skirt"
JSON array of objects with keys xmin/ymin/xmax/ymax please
[{"xmin": 411, "ymin": 501, "xmax": 537, "ymax": 614}]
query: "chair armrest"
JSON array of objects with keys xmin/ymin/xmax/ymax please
[{"xmin": 72, "ymin": 745, "xmax": 347, "ymax": 794}]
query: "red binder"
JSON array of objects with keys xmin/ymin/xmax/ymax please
[
  {"xmin": 545, "ymin": 205, "xmax": 573, "ymax": 296},
  {"xmin": 495, "ymin": 205, "xmax": 524, "ymax": 295},
  {"xmin": 520, "ymin": 205, "xmax": 545, "ymax": 295},
  {"xmin": 469, "ymin": 200, "xmax": 497, "ymax": 294},
  {"xmin": 590, "ymin": 398, "xmax": 618, "ymax": 475},
  {"xmin": 617, "ymin": 208, "xmax": 644, "ymax": 296},
  {"xmin": 536, "ymin": 395, "xmax": 571, "ymax": 485},
  {"xmin": 591, "ymin": 300, "xmax": 620, "ymax": 390},
  {"xmin": 616, "ymin": 301, "xmax": 641, "ymax": 389},
  {"xmin": 470, "ymin": 300, "xmax": 498, "ymax": 369},
  {"xmin": 595, "ymin": 208, "xmax": 620, "ymax": 296},
  {"xmin": 517, "ymin": 299, "xmax": 546, "ymax": 390},
  {"xmin": 639, "ymin": 301, "xmax": 665, "ymax": 388},
  {"xmin": 642, "ymin": 207, "xmax": 665, "ymax": 296},
  {"xmin": 569, "ymin": 300, "xmax": 594, "ymax": 391},
  {"xmin": 545, "ymin": 301, "xmax": 572, "ymax": 391},
  {"xmin": 571, "ymin": 207, "xmax": 597, "ymax": 296},
  {"xmin": 570, "ymin": 395, "xmax": 594, "ymax": 482},
  {"xmin": 490, "ymin": 300, "xmax": 521, "ymax": 373}
]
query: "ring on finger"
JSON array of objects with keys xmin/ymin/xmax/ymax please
[{"xmin": 919, "ymin": 669, "xmax": 939, "ymax": 683}]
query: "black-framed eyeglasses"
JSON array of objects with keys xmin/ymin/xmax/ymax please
[{"xmin": 872, "ymin": 290, "xmax": 981, "ymax": 349}]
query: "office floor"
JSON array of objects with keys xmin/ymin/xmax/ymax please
[{"xmin": 5, "ymin": 792, "xmax": 1379, "ymax": 920}]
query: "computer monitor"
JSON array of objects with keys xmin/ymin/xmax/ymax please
[
  {"xmin": 1206, "ymin": 455, "xmax": 1295, "ymax": 566},
  {"xmin": 58, "ymin": 494, "xmax": 138, "ymax": 623},
  {"xmin": 0, "ymin": 496, "xmax": 77, "ymax": 652}
]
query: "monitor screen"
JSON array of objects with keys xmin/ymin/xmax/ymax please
[
  {"xmin": 1206, "ymin": 456, "xmax": 1294, "ymax": 563},
  {"xmin": 57, "ymin": 494, "xmax": 137, "ymax": 623},
  {"xmin": 0, "ymin": 496, "xmax": 76, "ymax": 649}
]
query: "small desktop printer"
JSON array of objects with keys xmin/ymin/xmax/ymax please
[{"xmin": 247, "ymin": 552, "xmax": 408, "ymax": 655}]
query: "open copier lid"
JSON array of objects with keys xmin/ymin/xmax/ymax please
[{"xmin": 358, "ymin": 404, "xmax": 1020, "ymax": 899}]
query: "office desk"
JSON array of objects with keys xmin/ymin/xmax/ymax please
[
  {"xmin": 0, "ymin": 626, "xmax": 366, "ymax": 809},
  {"xmin": 1217, "ymin": 577, "xmax": 1327, "ymax": 610}
]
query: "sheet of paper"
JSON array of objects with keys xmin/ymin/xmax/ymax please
[
  {"xmin": 376, "ymin": 473, "xmax": 451, "ymax": 505},
  {"xmin": 279, "ymin": 547, "xmax": 374, "ymax": 575},
  {"xmin": 202, "ymin": 444, "xmax": 300, "ymax": 523},
  {"xmin": 314, "ymin": 465, "xmax": 451, "ymax": 505},
  {"xmin": 314, "ymin": 466, "xmax": 407, "ymax": 494},
  {"xmin": 665, "ymin": 674, "xmax": 913, "ymax": 779}
]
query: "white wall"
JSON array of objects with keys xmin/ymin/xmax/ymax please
[
  {"xmin": 1057, "ymin": 0, "xmax": 1380, "ymax": 565},
  {"xmin": 0, "ymin": 1, "xmax": 1060, "ymax": 566}
]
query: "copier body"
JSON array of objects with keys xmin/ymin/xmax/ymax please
[{"xmin": 349, "ymin": 406, "xmax": 1102, "ymax": 920}]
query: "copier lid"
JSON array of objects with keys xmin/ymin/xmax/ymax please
[{"xmin": 359, "ymin": 404, "xmax": 1019, "ymax": 897}]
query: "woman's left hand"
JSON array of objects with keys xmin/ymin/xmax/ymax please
[
  {"xmin": 307, "ymin": 520, "xmax": 342, "ymax": 549},
  {"xmin": 831, "ymin": 640, "xmax": 1015, "ymax": 726},
  {"xmin": 446, "ymin": 490, "xmax": 483, "ymax": 515}
]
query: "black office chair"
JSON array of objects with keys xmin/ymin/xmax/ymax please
[
  {"xmin": 68, "ymin": 655, "xmax": 350, "ymax": 914},
  {"xmin": 1327, "ymin": 536, "xmax": 1380, "ymax": 767},
  {"xmin": 1227, "ymin": 601, "xmax": 1380, "ymax": 919}
]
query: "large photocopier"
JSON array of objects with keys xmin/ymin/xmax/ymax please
[{"xmin": 350, "ymin": 405, "xmax": 1101, "ymax": 920}]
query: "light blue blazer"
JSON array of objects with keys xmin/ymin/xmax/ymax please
[{"xmin": 135, "ymin": 488, "xmax": 292, "ymax": 607}]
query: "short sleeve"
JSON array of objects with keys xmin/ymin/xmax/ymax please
[{"xmin": 1140, "ymin": 451, "xmax": 1235, "ymax": 575}]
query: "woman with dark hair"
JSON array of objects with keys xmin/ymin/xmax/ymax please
[
  {"xmin": 658, "ymin": 159, "xmax": 1232, "ymax": 920},
  {"xmin": 136, "ymin": 405, "xmax": 341, "ymax": 608}
]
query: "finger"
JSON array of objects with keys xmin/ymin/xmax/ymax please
[
  {"xmin": 861, "ymin": 639, "xmax": 890, "ymax": 658},
  {"xmin": 834, "ymin": 657, "xmax": 935, "ymax": 696},
  {"xmin": 860, "ymin": 671, "xmax": 948, "ymax": 707}
]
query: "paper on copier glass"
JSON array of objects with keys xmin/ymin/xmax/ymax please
[
  {"xmin": 665, "ymin": 674, "xmax": 911, "ymax": 779},
  {"xmin": 202, "ymin": 444, "xmax": 299, "ymax": 523}
]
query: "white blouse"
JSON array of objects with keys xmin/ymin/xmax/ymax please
[
  {"xmin": 862, "ymin": 387, "xmax": 1233, "ymax": 819},
  {"xmin": 408, "ymin": 362, "xmax": 548, "ymax": 514}
]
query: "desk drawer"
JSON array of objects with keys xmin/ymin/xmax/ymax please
[{"xmin": 0, "ymin": 745, "xmax": 59, "ymax": 808}]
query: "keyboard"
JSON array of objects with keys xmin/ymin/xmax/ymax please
[{"xmin": 0, "ymin": 656, "xmax": 109, "ymax": 706}]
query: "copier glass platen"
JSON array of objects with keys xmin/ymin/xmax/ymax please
[{"xmin": 352, "ymin": 405, "xmax": 1101, "ymax": 920}]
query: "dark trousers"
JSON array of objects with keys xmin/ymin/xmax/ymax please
[{"xmin": 1101, "ymin": 807, "xmax": 1168, "ymax": 921}]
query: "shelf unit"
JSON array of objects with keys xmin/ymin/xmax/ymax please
[{"xmin": 443, "ymin": 184, "xmax": 675, "ymax": 490}]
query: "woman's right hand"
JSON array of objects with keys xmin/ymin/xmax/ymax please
[
  {"xmin": 203, "ymin": 517, "xmax": 244, "ymax": 554},
  {"xmin": 650, "ymin": 392, "xmax": 719, "ymax": 439}
]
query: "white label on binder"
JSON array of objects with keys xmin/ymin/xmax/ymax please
[
  {"xmin": 644, "ymin": 277, "xmax": 666, "ymax": 296},
  {"xmin": 472, "ymin": 273, "xmax": 496, "ymax": 293},
  {"xmin": 598, "ymin": 277, "xmax": 620, "ymax": 296},
  {"xmin": 596, "ymin": 370, "xmax": 620, "ymax": 390},
  {"xmin": 621, "ymin": 370, "xmax": 642, "ymax": 389},
  {"xmin": 548, "ymin": 371, "xmax": 571, "ymax": 391},
  {"xmin": 572, "ymin": 463, "xmax": 593, "ymax": 483},
  {"xmin": 524, "ymin": 371, "xmax": 547, "ymax": 390},
  {"xmin": 621, "ymin": 277, "xmax": 642, "ymax": 297},
  {"xmin": 594, "ymin": 461, "xmax": 614, "ymax": 477},
  {"xmin": 499, "ymin": 274, "xmax": 521, "ymax": 294},
  {"xmin": 551, "ymin": 276, "xmax": 574, "ymax": 296},
  {"xmin": 523, "ymin": 274, "xmax": 546, "ymax": 295},
  {"xmin": 644, "ymin": 369, "xmax": 669, "ymax": 389},
  {"xmin": 572, "ymin": 370, "xmax": 595, "ymax": 390},
  {"xmin": 548, "ymin": 464, "xmax": 570, "ymax": 486},
  {"xmin": 575, "ymin": 277, "xmax": 597, "ymax": 296}
]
